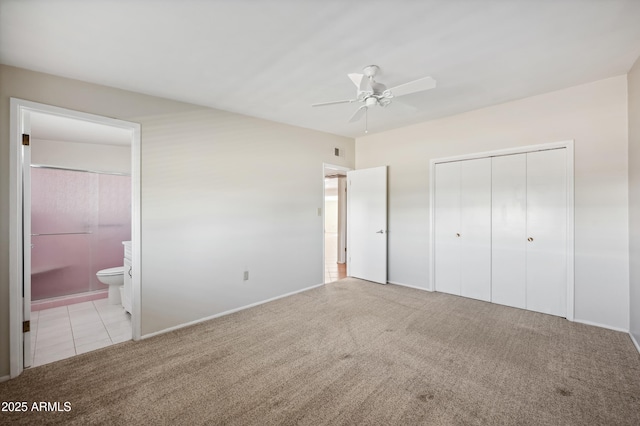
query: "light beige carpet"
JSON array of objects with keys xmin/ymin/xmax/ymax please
[{"xmin": 1, "ymin": 278, "xmax": 639, "ymax": 425}]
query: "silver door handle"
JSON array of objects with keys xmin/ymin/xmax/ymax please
[
  {"xmin": 376, "ymin": 230, "xmax": 385, "ymax": 234},
  {"xmin": 128, "ymin": 267, "xmax": 132, "ymax": 277}
]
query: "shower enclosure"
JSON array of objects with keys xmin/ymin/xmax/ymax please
[{"xmin": 30, "ymin": 166, "xmax": 131, "ymax": 301}]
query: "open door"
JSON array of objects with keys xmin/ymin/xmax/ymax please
[{"xmin": 347, "ymin": 166, "xmax": 387, "ymax": 284}]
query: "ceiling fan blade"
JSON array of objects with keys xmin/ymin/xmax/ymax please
[
  {"xmin": 388, "ymin": 76, "xmax": 436, "ymax": 97},
  {"xmin": 311, "ymin": 99, "xmax": 356, "ymax": 107},
  {"xmin": 348, "ymin": 106, "xmax": 367, "ymax": 123},
  {"xmin": 348, "ymin": 73, "xmax": 367, "ymax": 91}
]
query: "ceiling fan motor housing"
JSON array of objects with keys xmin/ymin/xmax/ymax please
[{"xmin": 362, "ymin": 65, "xmax": 380, "ymax": 78}]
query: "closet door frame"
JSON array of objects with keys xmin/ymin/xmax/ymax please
[{"xmin": 429, "ymin": 140, "xmax": 575, "ymax": 321}]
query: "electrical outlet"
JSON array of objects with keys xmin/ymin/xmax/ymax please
[{"xmin": 243, "ymin": 270, "xmax": 249, "ymax": 281}]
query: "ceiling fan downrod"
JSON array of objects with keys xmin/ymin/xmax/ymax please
[{"xmin": 365, "ymin": 108, "xmax": 368, "ymax": 134}]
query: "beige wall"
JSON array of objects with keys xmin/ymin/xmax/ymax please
[
  {"xmin": 0, "ymin": 65, "xmax": 354, "ymax": 377},
  {"xmin": 32, "ymin": 139, "xmax": 131, "ymax": 174},
  {"xmin": 629, "ymin": 57, "xmax": 640, "ymax": 345},
  {"xmin": 356, "ymin": 76, "xmax": 630, "ymax": 331},
  {"xmin": 139, "ymin": 109, "xmax": 352, "ymax": 332}
]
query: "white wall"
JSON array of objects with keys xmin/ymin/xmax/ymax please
[
  {"xmin": 356, "ymin": 76, "xmax": 630, "ymax": 331},
  {"xmin": 32, "ymin": 138, "xmax": 131, "ymax": 174},
  {"xmin": 629, "ymin": 57, "xmax": 640, "ymax": 344},
  {"xmin": 0, "ymin": 65, "xmax": 354, "ymax": 376},
  {"xmin": 140, "ymin": 109, "xmax": 353, "ymax": 333}
]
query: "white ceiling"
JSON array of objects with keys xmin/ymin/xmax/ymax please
[{"xmin": 2, "ymin": 0, "xmax": 640, "ymax": 138}]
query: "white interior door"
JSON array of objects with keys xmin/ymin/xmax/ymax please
[
  {"xmin": 491, "ymin": 154, "xmax": 527, "ymax": 309},
  {"xmin": 434, "ymin": 161, "xmax": 461, "ymax": 295},
  {"xmin": 21, "ymin": 112, "xmax": 32, "ymax": 368},
  {"xmin": 347, "ymin": 166, "xmax": 387, "ymax": 284},
  {"xmin": 337, "ymin": 177, "xmax": 347, "ymax": 264},
  {"xmin": 526, "ymin": 149, "xmax": 567, "ymax": 316},
  {"xmin": 459, "ymin": 158, "xmax": 491, "ymax": 301}
]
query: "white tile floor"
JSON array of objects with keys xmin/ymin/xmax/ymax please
[{"xmin": 30, "ymin": 298, "xmax": 131, "ymax": 367}]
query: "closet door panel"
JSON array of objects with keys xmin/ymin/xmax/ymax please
[
  {"xmin": 526, "ymin": 149, "xmax": 567, "ymax": 317},
  {"xmin": 491, "ymin": 154, "xmax": 527, "ymax": 309},
  {"xmin": 434, "ymin": 161, "xmax": 461, "ymax": 295},
  {"xmin": 460, "ymin": 158, "xmax": 492, "ymax": 301}
]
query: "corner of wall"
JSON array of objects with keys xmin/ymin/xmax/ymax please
[{"xmin": 628, "ymin": 55, "xmax": 640, "ymax": 349}]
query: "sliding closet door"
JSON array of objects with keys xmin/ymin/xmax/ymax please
[
  {"xmin": 491, "ymin": 154, "xmax": 527, "ymax": 309},
  {"xmin": 434, "ymin": 161, "xmax": 461, "ymax": 295},
  {"xmin": 526, "ymin": 149, "xmax": 567, "ymax": 317},
  {"xmin": 460, "ymin": 158, "xmax": 491, "ymax": 301}
]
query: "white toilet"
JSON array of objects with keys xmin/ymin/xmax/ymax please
[{"xmin": 96, "ymin": 266, "xmax": 125, "ymax": 305}]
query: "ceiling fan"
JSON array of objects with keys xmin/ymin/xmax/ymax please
[{"xmin": 312, "ymin": 65, "xmax": 436, "ymax": 133}]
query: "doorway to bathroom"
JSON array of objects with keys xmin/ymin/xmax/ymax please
[
  {"xmin": 9, "ymin": 99, "xmax": 141, "ymax": 378},
  {"xmin": 30, "ymin": 166, "xmax": 132, "ymax": 367},
  {"xmin": 323, "ymin": 164, "xmax": 350, "ymax": 283}
]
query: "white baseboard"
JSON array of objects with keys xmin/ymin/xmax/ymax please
[
  {"xmin": 573, "ymin": 318, "xmax": 628, "ymax": 333},
  {"xmin": 388, "ymin": 286, "xmax": 634, "ymax": 342},
  {"xmin": 630, "ymin": 332, "xmax": 640, "ymax": 354},
  {"xmin": 387, "ymin": 281, "xmax": 433, "ymax": 292},
  {"xmin": 141, "ymin": 282, "xmax": 325, "ymax": 340},
  {"xmin": 0, "ymin": 375, "xmax": 10, "ymax": 383}
]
